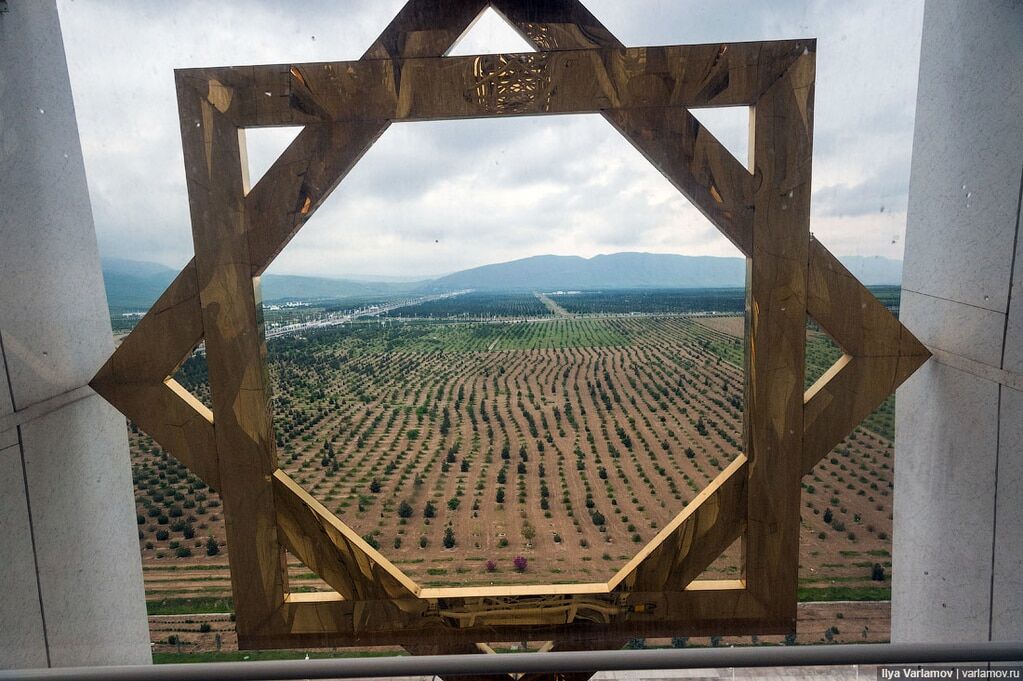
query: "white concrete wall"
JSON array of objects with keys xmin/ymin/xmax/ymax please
[
  {"xmin": 894, "ymin": 0, "xmax": 1023, "ymax": 644},
  {"xmin": 0, "ymin": 0, "xmax": 150, "ymax": 669}
]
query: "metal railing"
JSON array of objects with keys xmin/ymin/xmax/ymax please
[{"xmin": 2, "ymin": 642, "xmax": 1021, "ymax": 680}]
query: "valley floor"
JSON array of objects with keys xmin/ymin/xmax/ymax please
[{"xmin": 131, "ymin": 314, "xmax": 895, "ymax": 638}]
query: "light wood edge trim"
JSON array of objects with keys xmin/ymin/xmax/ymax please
[
  {"xmin": 685, "ymin": 579, "xmax": 745, "ymax": 591},
  {"xmin": 285, "ymin": 591, "xmax": 343, "ymax": 604},
  {"xmin": 281, "ymin": 576, "xmax": 746, "ymax": 606},
  {"xmin": 419, "ymin": 583, "xmax": 609, "ymax": 599},
  {"xmin": 165, "ymin": 377, "xmax": 214, "ymax": 424},
  {"xmin": 803, "ymin": 353, "xmax": 853, "ymax": 406}
]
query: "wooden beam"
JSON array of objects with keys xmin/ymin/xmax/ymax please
[
  {"xmin": 176, "ymin": 73, "xmax": 287, "ymax": 640},
  {"xmin": 364, "ymin": 0, "xmax": 490, "ymax": 60},
  {"xmin": 801, "ymin": 238, "xmax": 930, "ymax": 471},
  {"xmin": 604, "ymin": 107, "xmax": 754, "ymax": 256},
  {"xmin": 260, "ymin": 585, "xmax": 768, "ymax": 648},
  {"xmin": 492, "ymin": 0, "xmax": 622, "ymax": 51},
  {"xmin": 89, "ymin": 259, "xmax": 219, "ymax": 488},
  {"xmin": 608, "ymin": 456, "xmax": 747, "ymax": 592},
  {"xmin": 176, "ymin": 43, "xmax": 811, "ymax": 128},
  {"xmin": 743, "ymin": 48, "xmax": 815, "ymax": 625},
  {"xmin": 88, "ymin": 0, "xmax": 939, "ymax": 657},
  {"xmin": 273, "ymin": 470, "xmax": 420, "ymax": 602},
  {"xmin": 244, "ymin": 121, "xmax": 390, "ymax": 276},
  {"xmin": 807, "ymin": 237, "xmax": 929, "ymax": 358}
]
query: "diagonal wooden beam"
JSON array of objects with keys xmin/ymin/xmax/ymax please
[
  {"xmin": 492, "ymin": 0, "xmax": 621, "ymax": 51},
  {"xmin": 90, "ymin": 259, "xmax": 219, "ymax": 488},
  {"xmin": 604, "ymin": 107, "xmax": 755, "ymax": 256},
  {"xmin": 365, "ymin": 0, "xmax": 491, "ymax": 60},
  {"xmin": 607, "ymin": 456, "xmax": 747, "ymax": 592},
  {"xmin": 807, "ymin": 237, "xmax": 929, "ymax": 358},
  {"xmin": 273, "ymin": 470, "xmax": 420, "ymax": 602},
  {"xmin": 245, "ymin": 121, "xmax": 390, "ymax": 276},
  {"xmin": 100, "ymin": 259, "xmax": 204, "ymax": 382}
]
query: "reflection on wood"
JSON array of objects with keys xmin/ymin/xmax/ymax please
[
  {"xmin": 177, "ymin": 72, "xmax": 287, "ymax": 641},
  {"xmin": 175, "ymin": 43, "xmax": 811, "ymax": 128},
  {"xmin": 743, "ymin": 46, "xmax": 815, "ymax": 626},
  {"xmin": 803, "ymin": 237, "xmax": 930, "ymax": 472}
]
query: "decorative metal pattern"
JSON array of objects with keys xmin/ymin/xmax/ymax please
[
  {"xmin": 472, "ymin": 54, "xmax": 554, "ymax": 113},
  {"xmin": 89, "ymin": 0, "xmax": 929, "ymax": 670}
]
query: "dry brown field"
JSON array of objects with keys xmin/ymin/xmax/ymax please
[{"xmin": 132, "ymin": 315, "xmax": 893, "ymax": 615}]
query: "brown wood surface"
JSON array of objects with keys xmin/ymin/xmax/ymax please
[
  {"xmin": 605, "ymin": 107, "xmax": 755, "ymax": 255},
  {"xmin": 177, "ymin": 43, "xmax": 811, "ymax": 129},
  {"xmin": 264, "ymin": 584, "xmax": 770, "ymax": 648},
  {"xmin": 743, "ymin": 48, "xmax": 815, "ymax": 625},
  {"xmin": 492, "ymin": 0, "xmax": 620, "ymax": 52},
  {"xmin": 176, "ymin": 73, "xmax": 287, "ymax": 643},
  {"xmin": 803, "ymin": 238, "xmax": 930, "ymax": 471},
  {"xmin": 90, "ymin": 260, "xmax": 220, "ymax": 488},
  {"xmin": 273, "ymin": 471, "xmax": 420, "ymax": 603}
]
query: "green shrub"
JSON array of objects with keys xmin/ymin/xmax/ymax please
[{"xmin": 205, "ymin": 536, "xmax": 220, "ymax": 556}]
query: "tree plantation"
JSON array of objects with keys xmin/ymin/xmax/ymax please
[{"xmin": 131, "ymin": 294, "xmax": 896, "ymax": 606}]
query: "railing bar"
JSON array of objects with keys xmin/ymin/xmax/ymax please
[{"xmin": 3, "ymin": 642, "xmax": 1021, "ymax": 681}]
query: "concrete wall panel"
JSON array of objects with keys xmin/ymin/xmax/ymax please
[
  {"xmin": 0, "ymin": 0, "xmax": 150, "ymax": 668},
  {"xmin": 20, "ymin": 396, "xmax": 150, "ymax": 667},
  {"xmin": 901, "ymin": 1, "xmax": 1023, "ymax": 314},
  {"xmin": 893, "ymin": 361, "xmax": 1000, "ymax": 642},
  {"xmin": 896, "ymin": 0, "xmax": 1023, "ymax": 645},
  {"xmin": 0, "ymin": 0, "xmax": 113, "ymax": 410},
  {"xmin": 0, "ymin": 441, "xmax": 49, "ymax": 669},
  {"xmin": 900, "ymin": 289, "xmax": 1005, "ymax": 368},
  {"xmin": 992, "ymin": 386, "xmax": 1023, "ymax": 641}
]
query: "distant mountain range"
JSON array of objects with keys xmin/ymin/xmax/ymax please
[
  {"xmin": 101, "ymin": 252, "xmax": 902, "ymax": 310},
  {"xmin": 101, "ymin": 257, "xmax": 417, "ymax": 310}
]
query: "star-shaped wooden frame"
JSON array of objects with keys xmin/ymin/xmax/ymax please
[{"xmin": 91, "ymin": 0, "xmax": 930, "ymax": 658}]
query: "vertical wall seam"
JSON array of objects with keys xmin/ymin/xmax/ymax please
[
  {"xmin": 17, "ymin": 425, "xmax": 51, "ymax": 666},
  {"xmin": 999, "ymin": 161, "xmax": 1023, "ymax": 370},
  {"xmin": 0, "ymin": 328, "xmax": 19, "ymax": 411},
  {"xmin": 988, "ymin": 160, "xmax": 1022, "ymax": 641},
  {"xmin": 988, "ymin": 386, "xmax": 1001, "ymax": 642}
]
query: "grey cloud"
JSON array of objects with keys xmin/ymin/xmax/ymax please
[
  {"xmin": 57, "ymin": 0, "xmax": 923, "ymax": 278},
  {"xmin": 814, "ymin": 159, "xmax": 911, "ymax": 218}
]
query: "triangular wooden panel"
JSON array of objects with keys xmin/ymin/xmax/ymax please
[{"xmin": 803, "ymin": 237, "xmax": 929, "ymax": 471}]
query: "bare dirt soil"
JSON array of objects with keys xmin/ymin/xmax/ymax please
[{"xmin": 134, "ymin": 315, "xmax": 893, "ymax": 619}]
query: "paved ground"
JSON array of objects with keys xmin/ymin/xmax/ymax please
[
  {"xmin": 592, "ymin": 668, "xmax": 876, "ymax": 680},
  {"xmin": 331, "ymin": 667, "xmax": 876, "ymax": 680}
]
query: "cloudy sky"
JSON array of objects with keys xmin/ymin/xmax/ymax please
[{"xmin": 57, "ymin": 0, "xmax": 924, "ymax": 280}]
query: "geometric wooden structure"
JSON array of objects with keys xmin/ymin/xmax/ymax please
[{"xmin": 90, "ymin": 0, "xmax": 929, "ymax": 664}]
